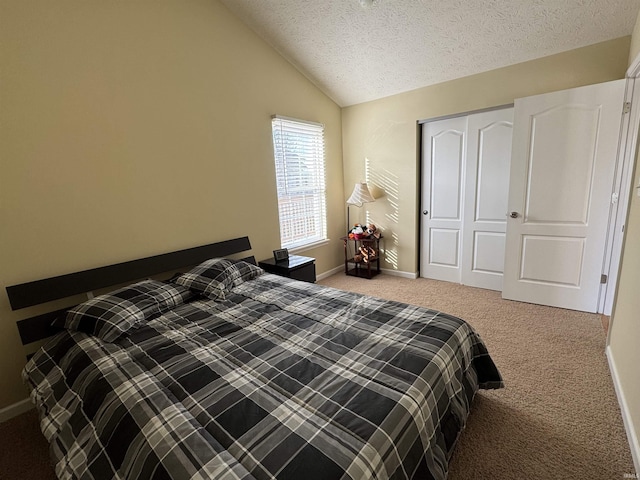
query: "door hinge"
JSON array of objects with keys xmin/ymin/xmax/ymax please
[
  {"xmin": 601, "ymin": 274, "xmax": 608, "ymax": 284},
  {"xmin": 623, "ymin": 102, "xmax": 631, "ymax": 114}
]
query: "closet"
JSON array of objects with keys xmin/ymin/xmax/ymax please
[
  {"xmin": 420, "ymin": 79, "xmax": 628, "ymax": 314},
  {"xmin": 420, "ymin": 107, "xmax": 513, "ymax": 291}
]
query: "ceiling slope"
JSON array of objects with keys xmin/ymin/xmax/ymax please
[{"xmin": 220, "ymin": 0, "xmax": 639, "ymax": 106}]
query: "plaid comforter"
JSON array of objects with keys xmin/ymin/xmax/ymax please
[{"xmin": 24, "ymin": 274, "xmax": 502, "ymax": 480}]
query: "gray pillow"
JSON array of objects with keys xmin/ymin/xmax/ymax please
[
  {"xmin": 175, "ymin": 258, "xmax": 263, "ymax": 300},
  {"xmin": 55, "ymin": 280, "xmax": 195, "ymax": 342}
]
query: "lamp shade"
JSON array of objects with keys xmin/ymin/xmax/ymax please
[{"xmin": 346, "ymin": 182, "xmax": 375, "ymax": 206}]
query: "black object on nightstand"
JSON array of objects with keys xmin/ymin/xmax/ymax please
[{"xmin": 259, "ymin": 255, "xmax": 316, "ymax": 283}]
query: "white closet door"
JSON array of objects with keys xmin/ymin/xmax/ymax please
[
  {"xmin": 420, "ymin": 117, "xmax": 467, "ymax": 283},
  {"xmin": 461, "ymin": 108, "xmax": 513, "ymax": 291},
  {"xmin": 502, "ymin": 79, "xmax": 625, "ymax": 312}
]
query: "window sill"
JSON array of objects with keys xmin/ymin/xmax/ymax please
[{"xmin": 288, "ymin": 239, "xmax": 331, "ymax": 254}]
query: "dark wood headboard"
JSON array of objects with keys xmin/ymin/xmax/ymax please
[{"xmin": 7, "ymin": 236, "xmax": 254, "ymax": 346}]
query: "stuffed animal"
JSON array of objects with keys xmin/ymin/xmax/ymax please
[
  {"xmin": 359, "ymin": 245, "xmax": 377, "ymax": 263},
  {"xmin": 349, "ymin": 224, "xmax": 366, "ymax": 239},
  {"xmin": 366, "ymin": 224, "xmax": 381, "ymax": 239}
]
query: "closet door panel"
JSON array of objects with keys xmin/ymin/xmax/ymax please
[
  {"xmin": 420, "ymin": 117, "xmax": 467, "ymax": 283},
  {"xmin": 421, "ymin": 108, "xmax": 512, "ymax": 290},
  {"xmin": 462, "ymin": 108, "xmax": 513, "ymax": 291},
  {"xmin": 474, "ymin": 122, "xmax": 512, "ymax": 222},
  {"xmin": 502, "ymin": 80, "xmax": 625, "ymax": 312},
  {"xmin": 431, "ymin": 132, "xmax": 464, "ymax": 220},
  {"xmin": 472, "ymin": 231, "xmax": 506, "ymax": 274}
]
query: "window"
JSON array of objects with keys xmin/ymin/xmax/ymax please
[{"xmin": 271, "ymin": 115, "xmax": 327, "ymax": 250}]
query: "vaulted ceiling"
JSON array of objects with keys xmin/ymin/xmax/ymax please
[{"xmin": 219, "ymin": 0, "xmax": 639, "ymax": 107}]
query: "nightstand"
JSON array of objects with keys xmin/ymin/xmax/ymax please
[
  {"xmin": 259, "ymin": 255, "xmax": 316, "ymax": 283},
  {"xmin": 341, "ymin": 235, "xmax": 381, "ymax": 279}
]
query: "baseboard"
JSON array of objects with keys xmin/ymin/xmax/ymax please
[
  {"xmin": 606, "ymin": 346, "xmax": 640, "ymax": 476},
  {"xmin": 0, "ymin": 398, "xmax": 33, "ymax": 423},
  {"xmin": 316, "ymin": 265, "xmax": 343, "ymax": 281},
  {"xmin": 380, "ymin": 268, "xmax": 418, "ymax": 279},
  {"xmin": 317, "ymin": 266, "xmax": 418, "ymax": 281}
]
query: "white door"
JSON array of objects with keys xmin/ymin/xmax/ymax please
[
  {"xmin": 421, "ymin": 116, "xmax": 467, "ymax": 283},
  {"xmin": 502, "ymin": 79, "xmax": 625, "ymax": 312},
  {"xmin": 462, "ymin": 109, "xmax": 514, "ymax": 291}
]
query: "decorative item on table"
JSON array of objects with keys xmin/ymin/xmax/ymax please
[
  {"xmin": 346, "ymin": 182, "xmax": 375, "ymax": 234},
  {"xmin": 349, "ymin": 224, "xmax": 366, "ymax": 239},
  {"xmin": 349, "ymin": 223, "xmax": 382, "ymax": 240},
  {"xmin": 273, "ymin": 248, "xmax": 289, "ymax": 262},
  {"xmin": 359, "ymin": 245, "xmax": 377, "ymax": 263},
  {"xmin": 366, "ymin": 223, "xmax": 381, "ymax": 239}
]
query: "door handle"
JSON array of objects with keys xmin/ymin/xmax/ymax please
[
  {"xmin": 423, "ymin": 210, "xmax": 429, "ymax": 215},
  {"xmin": 508, "ymin": 211, "xmax": 519, "ymax": 218}
]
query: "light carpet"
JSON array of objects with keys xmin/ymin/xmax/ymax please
[{"xmin": 318, "ymin": 273, "xmax": 634, "ymax": 479}]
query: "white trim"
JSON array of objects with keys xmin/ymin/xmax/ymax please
[
  {"xmin": 271, "ymin": 114, "xmax": 323, "ymax": 128},
  {"xmin": 316, "ymin": 266, "xmax": 418, "ymax": 281},
  {"xmin": 316, "ymin": 265, "xmax": 343, "ymax": 281},
  {"xmin": 380, "ymin": 268, "xmax": 418, "ymax": 279},
  {"xmin": 606, "ymin": 346, "xmax": 640, "ymax": 476},
  {"xmin": 288, "ymin": 239, "xmax": 330, "ymax": 255},
  {"xmin": 418, "ymin": 103, "xmax": 514, "ymax": 125},
  {"xmin": 599, "ymin": 77, "xmax": 640, "ymax": 315},
  {"xmin": 626, "ymin": 50, "xmax": 640, "ymax": 78},
  {"xmin": 0, "ymin": 398, "xmax": 33, "ymax": 423},
  {"xmin": 606, "ymin": 50, "xmax": 640, "ymax": 319}
]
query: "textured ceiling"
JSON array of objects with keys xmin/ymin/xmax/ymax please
[{"xmin": 219, "ymin": 0, "xmax": 639, "ymax": 107}]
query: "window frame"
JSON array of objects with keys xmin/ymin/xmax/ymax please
[{"xmin": 271, "ymin": 115, "xmax": 328, "ymax": 251}]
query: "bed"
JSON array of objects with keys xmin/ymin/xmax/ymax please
[{"xmin": 9, "ymin": 237, "xmax": 503, "ymax": 480}]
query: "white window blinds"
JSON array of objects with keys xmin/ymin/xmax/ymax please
[{"xmin": 271, "ymin": 116, "xmax": 327, "ymax": 250}]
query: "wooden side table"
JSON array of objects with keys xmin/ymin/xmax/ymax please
[
  {"xmin": 341, "ymin": 236, "xmax": 381, "ymax": 279},
  {"xmin": 259, "ymin": 255, "xmax": 316, "ymax": 283}
]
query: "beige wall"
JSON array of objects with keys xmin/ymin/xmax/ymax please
[
  {"xmin": 609, "ymin": 128, "xmax": 640, "ymax": 470},
  {"xmin": 342, "ymin": 37, "xmax": 630, "ymax": 274},
  {"xmin": 630, "ymin": 9, "xmax": 640, "ymax": 64},
  {"xmin": 610, "ymin": 9, "xmax": 640, "ymax": 470},
  {"xmin": 0, "ymin": 0, "xmax": 343, "ymax": 409}
]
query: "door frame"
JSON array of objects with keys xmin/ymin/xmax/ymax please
[
  {"xmin": 604, "ymin": 51, "xmax": 640, "ymax": 476},
  {"xmin": 600, "ymin": 67, "xmax": 640, "ymax": 315}
]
